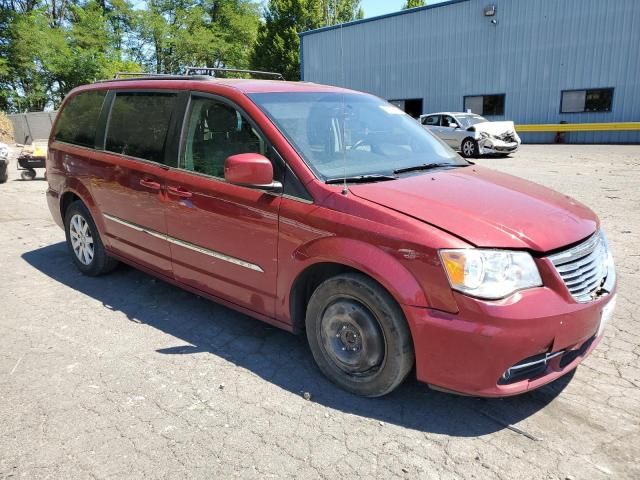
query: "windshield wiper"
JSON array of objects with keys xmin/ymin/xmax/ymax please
[
  {"xmin": 325, "ymin": 174, "xmax": 397, "ymax": 184},
  {"xmin": 393, "ymin": 163, "xmax": 465, "ymax": 174}
]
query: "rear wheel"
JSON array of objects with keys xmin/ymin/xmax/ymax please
[
  {"xmin": 461, "ymin": 138, "xmax": 478, "ymax": 158},
  {"xmin": 305, "ymin": 273, "xmax": 414, "ymax": 397},
  {"xmin": 64, "ymin": 201, "xmax": 118, "ymax": 276},
  {"xmin": 21, "ymin": 169, "xmax": 36, "ymax": 180}
]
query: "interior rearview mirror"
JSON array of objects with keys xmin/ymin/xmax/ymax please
[{"xmin": 224, "ymin": 153, "xmax": 282, "ymax": 192}]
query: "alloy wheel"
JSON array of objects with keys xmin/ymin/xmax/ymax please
[{"xmin": 69, "ymin": 214, "xmax": 95, "ymax": 265}]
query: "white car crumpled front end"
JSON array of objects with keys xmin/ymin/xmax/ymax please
[{"xmin": 474, "ymin": 121, "xmax": 521, "ymax": 155}]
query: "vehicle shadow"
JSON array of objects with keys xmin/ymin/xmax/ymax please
[{"xmin": 22, "ymin": 242, "xmax": 574, "ymax": 437}]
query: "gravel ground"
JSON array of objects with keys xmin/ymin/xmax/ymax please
[{"xmin": 0, "ymin": 144, "xmax": 638, "ymax": 479}]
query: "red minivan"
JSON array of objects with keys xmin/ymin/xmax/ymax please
[{"xmin": 46, "ymin": 74, "xmax": 616, "ymax": 397}]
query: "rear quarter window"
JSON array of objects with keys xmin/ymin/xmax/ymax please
[
  {"xmin": 53, "ymin": 90, "xmax": 107, "ymax": 148},
  {"xmin": 105, "ymin": 92, "xmax": 178, "ymax": 164}
]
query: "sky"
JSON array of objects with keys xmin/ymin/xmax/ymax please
[{"xmin": 360, "ymin": 0, "xmax": 447, "ymax": 18}]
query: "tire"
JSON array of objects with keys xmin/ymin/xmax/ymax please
[
  {"xmin": 305, "ymin": 273, "xmax": 414, "ymax": 397},
  {"xmin": 461, "ymin": 138, "xmax": 478, "ymax": 158},
  {"xmin": 64, "ymin": 201, "xmax": 118, "ymax": 276},
  {"xmin": 21, "ymin": 169, "xmax": 36, "ymax": 180},
  {"xmin": 0, "ymin": 164, "xmax": 7, "ymax": 184}
]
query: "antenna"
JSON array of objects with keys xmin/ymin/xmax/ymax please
[{"xmin": 340, "ymin": 22, "xmax": 348, "ymax": 196}]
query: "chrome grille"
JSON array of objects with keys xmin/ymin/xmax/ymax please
[{"xmin": 549, "ymin": 231, "xmax": 614, "ymax": 303}]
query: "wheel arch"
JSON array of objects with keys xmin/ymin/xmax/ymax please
[
  {"xmin": 286, "ymin": 237, "xmax": 428, "ymax": 333},
  {"xmin": 58, "ymin": 181, "xmax": 107, "ymax": 240}
]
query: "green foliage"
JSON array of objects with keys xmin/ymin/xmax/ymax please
[
  {"xmin": 251, "ymin": 0, "xmax": 363, "ymax": 80},
  {"xmin": 0, "ymin": 0, "xmax": 363, "ymax": 110},
  {"xmin": 0, "ymin": 0, "xmax": 260, "ymax": 112},
  {"xmin": 402, "ymin": 0, "xmax": 426, "ymax": 9}
]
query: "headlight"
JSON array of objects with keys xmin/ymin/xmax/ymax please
[
  {"xmin": 479, "ymin": 131, "xmax": 491, "ymax": 139},
  {"xmin": 439, "ymin": 249, "xmax": 542, "ymax": 299}
]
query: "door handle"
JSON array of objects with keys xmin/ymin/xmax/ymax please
[
  {"xmin": 167, "ymin": 185, "xmax": 193, "ymax": 198},
  {"xmin": 140, "ymin": 178, "xmax": 161, "ymax": 191}
]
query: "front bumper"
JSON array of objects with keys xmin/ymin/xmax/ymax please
[
  {"xmin": 478, "ymin": 138, "xmax": 521, "ymax": 155},
  {"xmin": 403, "ymin": 286, "xmax": 615, "ymax": 397}
]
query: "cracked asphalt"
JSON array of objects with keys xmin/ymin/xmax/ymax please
[{"xmin": 0, "ymin": 144, "xmax": 639, "ymax": 479}]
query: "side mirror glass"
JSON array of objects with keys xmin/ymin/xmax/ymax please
[{"xmin": 224, "ymin": 153, "xmax": 282, "ymax": 192}]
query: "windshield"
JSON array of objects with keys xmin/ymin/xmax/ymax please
[
  {"xmin": 455, "ymin": 114, "xmax": 488, "ymax": 129},
  {"xmin": 249, "ymin": 92, "xmax": 465, "ymax": 181}
]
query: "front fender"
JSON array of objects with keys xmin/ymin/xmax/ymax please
[{"xmin": 285, "ymin": 236, "xmax": 429, "ymax": 311}]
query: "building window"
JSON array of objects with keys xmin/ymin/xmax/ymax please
[
  {"xmin": 561, "ymin": 88, "xmax": 614, "ymax": 113},
  {"xmin": 463, "ymin": 94, "xmax": 505, "ymax": 116},
  {"xmin": 388, "ymin": 98, "xmax": 423, "ymax": 119}
]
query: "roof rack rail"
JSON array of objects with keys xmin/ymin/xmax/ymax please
[
  {"xmin": 113, "ymin": 72, "xmax": 178, "ymax": 79},
  {"xmin": 185, "ymin": 67, "xmax": 284, "ymax": 81}
]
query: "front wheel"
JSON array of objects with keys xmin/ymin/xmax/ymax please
[
  {"xmin": 461, "ymin": 138, "xmax": 478, "ymax": 158},
  {"xmin": 64, "ymin": 201, "xmax": 118, "ymax": 276},
  {"xmin": 305, "ymin": 273, "xmax": 414, "ymax": 397}
]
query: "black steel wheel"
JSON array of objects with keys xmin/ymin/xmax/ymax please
[{"xmin": 305, "ymin": 273, "xmax": 414, "ymax": 397}]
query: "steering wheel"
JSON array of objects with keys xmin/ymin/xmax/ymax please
[{"xmin": 351, "ymin": 137, "xmax": 374, "ymax": 151}]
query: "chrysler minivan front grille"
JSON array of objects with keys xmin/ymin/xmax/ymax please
[{"xmin": 549, "ymin": 231, "xmax": 613, "ymax": 303}]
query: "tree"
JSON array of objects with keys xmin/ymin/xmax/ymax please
[
  {"xmin": 402, "ymin": 0, "xmax": 426, "ymax": 9},
  {"xmin": 0, "ymin": 0, "xmax": 261, "ymax": 111},
  {"xmin": 0, "ymin": 0, "xmax": 140, "ymax": 112},
  {"xmin": 251, "ymin": 0, "xmax": 363, "ymax": 80},
  {"xmin": 131, "ymin": 0, "xmax": 259, "ymax": 75}
]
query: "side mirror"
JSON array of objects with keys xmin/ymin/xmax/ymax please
[
  {"xmin": 224, "ymin": 153, "xmax": 282, "ymax": 191},
  {"xmin": 449, "ymin": 123, "xmax": 459, "ymax": 129}
]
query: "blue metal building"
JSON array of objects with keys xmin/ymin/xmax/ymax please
[{"xmin": 300, "ymin": 0, "xmax": 640, "ymax": 143}]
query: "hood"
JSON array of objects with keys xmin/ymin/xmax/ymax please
[
  {"xmin": 350, "ymin": 166, "xmax": 598, "ymax": 252},
  {"xmin": 473, "ymin": 121, "xmax": 515, "ymax": 136}
]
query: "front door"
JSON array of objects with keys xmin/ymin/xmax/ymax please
[
  {"xmin": 92, "ymin": 91, "xmax": 182, "ymax": 277},
  {"xmin": 440, "ymin": 115, "xmax": 461, "ymax": 148},
  {"xmin": 165, "ymin": 94, "xmax": 281, "ymax": 316}
]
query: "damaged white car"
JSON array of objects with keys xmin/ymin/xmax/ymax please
[{"xmin": 420, "ymin": 112, "xmax": 521, "ymax": 157}]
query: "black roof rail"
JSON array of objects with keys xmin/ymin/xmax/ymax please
[
  {"xmin": 185, "ymin": 67, "xmax": 285, "ymax": 80},
  {"xmin": 113, "ymin": 72, "xmax": 174, "ymax": 79}
]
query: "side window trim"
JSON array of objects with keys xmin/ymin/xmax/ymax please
[
  {"xmin": 95, "ymin": 90, "xmax": 115, "ymax": 150},
  {"xmin": 164, "ymin": 91, "xmax": 190, "ymax": 168}
]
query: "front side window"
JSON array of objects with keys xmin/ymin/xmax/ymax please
[
  {"xmin": 442, "ymin": 115, "xmax": 457, "ymax": 127},
  {"xmin": 561, "ymin": 88, "xmax": 613, "ymax": 113},
  {"xmin": 249, "ymin": 92, "xmax": 464, "ymax": 181},
  {"xmin": 105, "ymin": 92, "xmax": 178, "ymax": 163},
  {"xmin": 464, "ymin": 94, "xmax": 505, "ymax": 116},
  {"xmin": 54, "ymin": 91, "xmax": 106, "ymax": 148},
  {"xmin": 421, "ymin": 115, "xmax": 439, "ymax": 126},
  {"xmin": 181, "ymin": 96, "xmax": 268, "ymax": 178}
]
